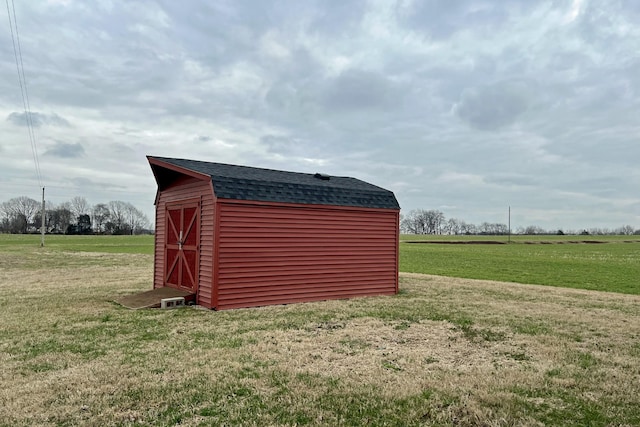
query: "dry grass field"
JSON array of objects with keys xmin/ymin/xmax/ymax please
[{"xmin": 1, "ymin": 241, "xmax": 639, "ymax": 426}]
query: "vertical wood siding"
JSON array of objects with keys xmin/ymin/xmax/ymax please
[
  {"xmin": 215, "ymin": 202, "xmax": 399, "ymax": 310},
  {"xmin": 198, "ymin": 184, "xmax": 215, "ymax": 308},
  {"xmin": 154, "ymin": 178, "xmax": 215, "ymax": 307}
]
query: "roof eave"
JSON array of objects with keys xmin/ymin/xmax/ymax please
[{"xmin": 147, "ymin": 156, "xmax": 212, "ymax": 188}]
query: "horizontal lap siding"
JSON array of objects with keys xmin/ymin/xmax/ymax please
[
  {"xmin": 216, "ymin": 202, "xmax": 398, "ymax": 310},
  {"xmin": 154, "ymin": 179, "xmax": 214, "ymax": 307}
]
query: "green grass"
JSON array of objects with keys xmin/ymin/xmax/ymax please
[
  {"xmin": 401, "ymin": 237, "xmax": 640, "ymax": 295},
  {"xmin": 2, "ymin": 234, "xmax": 638, "ymax": 295},
  {"xmin": 1, "ymin": 237, "xmax": 639, "ymax": 425},
  {"xmin": 400, "ymin": 234, "xmax": 638, "ymax": 243},
  {"xmin": 0, "ymin": 234, "xmax": 154, "ymax": 254}
]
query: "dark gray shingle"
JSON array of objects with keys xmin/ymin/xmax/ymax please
[{"xmin": 151, "ymin": 156, "xmax": 400, "ymax": 209}]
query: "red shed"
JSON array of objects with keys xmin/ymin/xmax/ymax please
[{"xmin": 147, "ymin": 156, "xmax": 400, "ymax": 310}]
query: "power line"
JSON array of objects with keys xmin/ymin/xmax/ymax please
[
  {"xmin": 11, "ymin": 0, "xmax": 41, "ymax": 181},
  {"xmin": 6, "ymin": 0, "xmax": 42, "ymax": 187}
]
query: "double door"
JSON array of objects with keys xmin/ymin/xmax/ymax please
[{"xmin": 164, "ymin": 202, "xmax": 199, "ymax": 291}]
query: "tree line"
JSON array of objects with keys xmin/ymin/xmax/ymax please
[
  {"xmin": 0, "ymin": 196, "xmax": 152, "ymax": 235},
  {"xmin": 401, "ymin": 209, "xmax": 640, "ymax": 236}
]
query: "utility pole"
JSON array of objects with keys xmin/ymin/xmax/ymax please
[
  {"xmin": 508, "ymin": 206, "xmax": 511, "ymax": 244},
  {"xmin": 40, "ymin": 187, "xmax": 45, "ymax": 247}
]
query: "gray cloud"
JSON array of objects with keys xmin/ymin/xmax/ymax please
[
  {"xmin": 320, "ymin": 69, "xmax": 399, "ymax": 112},
  {"xmin": 484, "ymin": 173, "xmax": 538, "ymax": 188},
  {"xmin": 45, "ymin": 142, "xmax": 85, "ymax": 158},
  {"xmin": 454, "ymin": 80, "xmax": 534, "ymax": 131},
  {"xmin": 307, "ymin": 0, "xmax": 368, "ymax": 34},
  {"xmin": 399, "ymin": 0, "xmax": 534, "ymax": 40},
  {"xmin": 69, "ymin": 176, "xmax": 126, "ymax": 190},
  {"xmin": 7, "ymin": 112, "xmax": 70, "ymax": 127},
  {"xmin": 262, "ymin": 135, "xmax": 297, "ymax": 155},
  {"xmin": 0, "ymin": 1, "xmax": 638, "ymax": 230},
  {"xmin": 264, "ymin": 68, "xmax": 404, "ymax": 135},
  {"xmin": 260, "ymin": 134, "xmax": 322, "ymax": 158}
]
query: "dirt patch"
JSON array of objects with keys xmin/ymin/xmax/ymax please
[
  {"xmin": 114, "ymin": 287, "xmax": 195, "ymax": 309},
  {"xmin": 245, "ymin": 317, "xmax": 528, "ymax": 397}
]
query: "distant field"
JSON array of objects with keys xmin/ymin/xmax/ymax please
[
  {"xmin": 1, "ymin": 243, "xmax": 639, "ymax": 425},
  {"xmin": 401, "ymin": 234, "xmax": 640, "ymax": 295},
  {"xmin": 400, "ymin": 233, "xmax": 638, "ymax": 243},
  {"xmin": 2, "ymin": 234, "xmax": 639, "ymax": 295},
  {"xmin": 0, "ymin": 234, "xmax": 155, "ymax": 254}
]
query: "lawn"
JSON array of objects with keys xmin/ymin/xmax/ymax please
[
  {"xmin": 401, "ymin": 236, "xmax": 640, "ymax": 295},
  {"xmin": 0, "ymin": 234, "xmax": 155, "ymax": 254},
  {"xmin": 0, "ymin": 236, "xmax": 639, "ymax": 425},
  {"xmin": 4, "ymin": 234, "xmax": 639, "ymax": 295},
  {"xmin": 400, "ymin": 234, "xmax": 637, "ymax": 243}
]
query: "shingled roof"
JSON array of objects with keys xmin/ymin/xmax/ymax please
[{"xmin": 148, "ymin": 156, "xmax": 400, "ymax": 210}]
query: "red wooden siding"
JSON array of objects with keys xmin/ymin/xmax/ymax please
[
  {"xmin": 215, "ymin": 201, "xmax": 399, "ymax": 310},
  {"xmin": 198, "ymin": 186, "xmax": 216, "ymax": 308},
  {"xmin": 153, "ymin": 177, "xmax": 215, "ymax": 307}
]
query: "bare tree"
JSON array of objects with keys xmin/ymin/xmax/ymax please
[
  {"xmin": 523, "ymin": 225, "xmax": 546, "ymax": 235},
  {"xmin": 401, "ymin": 209, "xmax": 429, "ymax": 234},
  {"xmin": 48, "ymin": 202, "xmax": 73, "ymax": 233},
  {"xmin": 419, "ymin": 210, "xmax": 444, "ymax": 235},
  {"xmin": 400, "ymin": 210, "xmax": 416, "ymax": 234},
  {"xmin": 493, "ymin": 223, "xmax": 509, "ymax": 235},
  {"xmin": 33, "ymin": 200, "xmax": 52, "ymax": 233},
  {"xmin": 124, "ymin": 203, "xmax": 151, "ymax": 235},
  {"xmin": 92, "ymin": 203, "xmax": 110, "ymax": 233},
  {"xmin": 1, "ymin": 197, "xmax": 40, "ymax": 233},
  {"xmin": 0, "ymin": 201, "xmax": 13, "ymax": 232},
  {"xmin": 70, "ymin": 196, "xmax": 90, "ymax": 220},
  {"xmin": 444, "ymin": 218, "xmax": 462, "ymax": 235},
  {"xmin": 400, "ymin": 209, "xmax": 445, "ymax": 234},
  {"xmin": 103, "ymin": 201, "xmax": 150, "ymax": 235},
  {"xmin": 479, "ymin": 222, "xmax": 491, "ymax": 234},
  {"xmin": 0, "ymin": 196, "xmax": 153, "ymax": 234},
  {"xmin": 0, "ymin": 202, "xmax": 11, "ymax": 221},
  {"xmin": 617, "ymin": 225, "xmax": 635, "ymax": 235},
  {"xmin": 400, "ymin": 209, "xmax": 420, "ymax": 234},
  {"xmin": 459, "ymin": 221, "xmax": 476, "ymax": 235},
  {"xmin": 106, "ymin": 201, "xmax": 129, "ymax": 234}
]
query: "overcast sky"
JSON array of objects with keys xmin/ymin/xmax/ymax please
[{"xmin": 1, "ymin": 0, "xmax": 639, "ymax": 231}]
